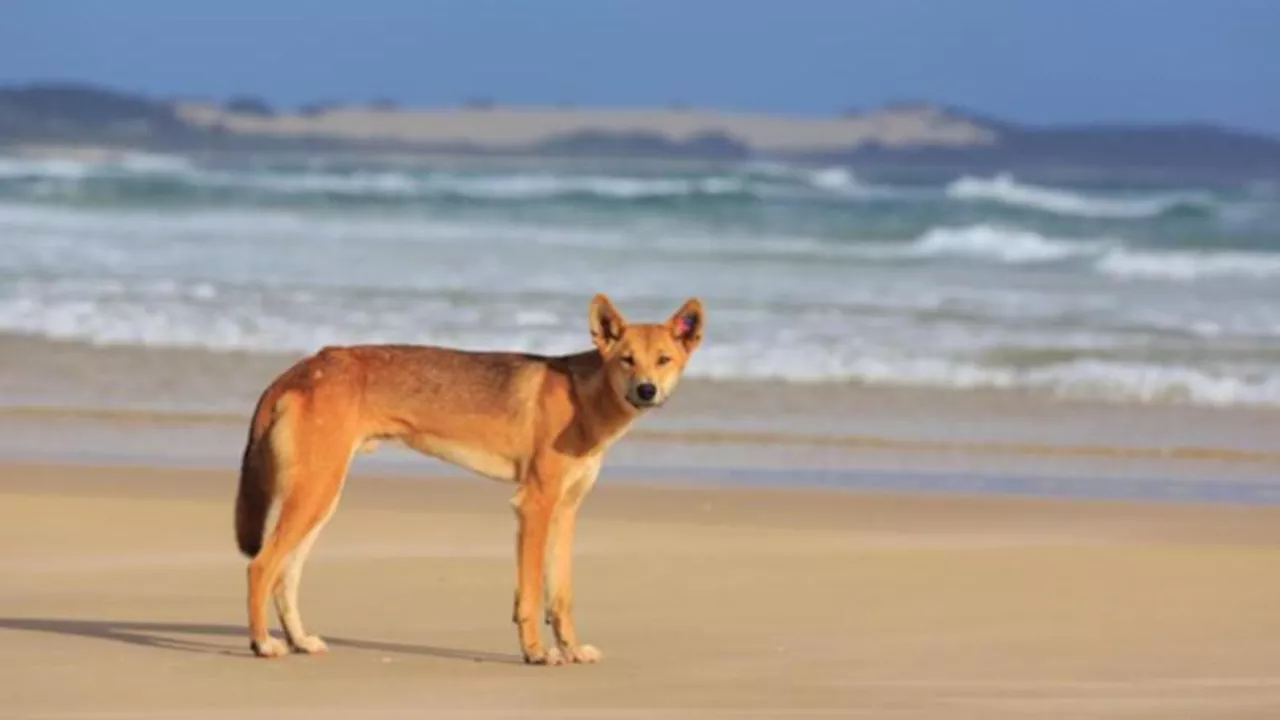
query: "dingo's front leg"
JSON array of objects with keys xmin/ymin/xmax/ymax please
[
  {"xmin": 546, "ymin": 467, "xmax": 601, "ymax": 664},
  {"xmin": 512, "ymin": 483, "xmax": 560, "ymax": 665}
]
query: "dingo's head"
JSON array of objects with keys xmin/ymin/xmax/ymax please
[{"xmin": 589, "ymin": 294, "xmax": 704, "ymax": 411}]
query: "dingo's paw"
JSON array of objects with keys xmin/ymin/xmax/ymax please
[
  {"xmin": 524, "ymin": 646, "xmax": 566, "ymax": 666},
  {"xmin": 250, "ymin": 637, "xmax": 289, "ymax": 659},
  {"xmin": 290, "ymin": 635, "xmax": 329, "ymax": 655},
  {"xmin": 562, "ymin": 644, "xmax": 602, "ymax": 664}
]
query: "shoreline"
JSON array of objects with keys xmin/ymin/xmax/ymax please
[
  {"xmin": 11, "ymin": 456, "xmax": 1280, "ymax": 508},
  {"xmin": 6, "ymin": 333, "xmax": 1280, "ymax": 428},
  {"xmin": 2, "ymin": 403, "xmax": 1279, "ymax": 507},
  {"xmin": 5, "ymin": 400, "xmax": 1280, "ymax": 465},
  {"xmin": 6, "ymin": 330, "xmax": 1280, "ymax": 506}
]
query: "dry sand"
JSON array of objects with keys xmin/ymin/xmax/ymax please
[{"xmin": 3, "ymin": 461, "xmax": 1280, "ymax": 719}]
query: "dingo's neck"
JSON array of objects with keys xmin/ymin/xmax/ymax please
[{"xmin": 569, "ymin": 358, "xmax": 639, "ymax": 454}]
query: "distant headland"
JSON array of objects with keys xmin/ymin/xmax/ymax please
[{"xmin": 2, "ymin": 81, "xmax": 1278, "ymax": 183}]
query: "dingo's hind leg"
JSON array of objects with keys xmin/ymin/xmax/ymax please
[
  {"xmin": 274, "ymin": 487, "xmax": 341, "ymax": 654},
  {"xmin": 246, "ymin": 402, "xmax": 354, "ymax": 659}
]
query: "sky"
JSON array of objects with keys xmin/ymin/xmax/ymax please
[{"xmin": 2, "ymin": 0, "xmax": 1278, "ymax": 134}]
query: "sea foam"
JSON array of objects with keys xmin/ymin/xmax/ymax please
[
  {"xmin": 907, "ymin": 224, "xmax": 1109, "ymax": 263},
  {"xmin": 1096, "ymin": 248, "xmax": 1280, "ymax": 281},
  {"xmin": 946, "ymin": 173, "xmax": 1213, "ymax": 219}
]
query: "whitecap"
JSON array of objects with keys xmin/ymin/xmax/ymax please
[{"xmin": 946, "ymin": 172, "xmax": 1213, "ymax": 219}]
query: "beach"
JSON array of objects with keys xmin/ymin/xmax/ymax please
[{"xmin": 4, "ymin": 445, "xmax": 1280, "ymax": 719}]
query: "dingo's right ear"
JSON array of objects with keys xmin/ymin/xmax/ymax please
[{"xmin": 589, "ymin": 293, "xmax": 627, "ymax": 354}]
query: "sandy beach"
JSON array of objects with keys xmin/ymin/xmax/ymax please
[{"xmin": 3, "ymin": 451, "xmax": 1280, "ymax": 719}]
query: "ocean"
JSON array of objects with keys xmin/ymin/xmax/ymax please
[{"xmin": 2, "ymin": 151, "xmax": 1280, "ymax": 414}]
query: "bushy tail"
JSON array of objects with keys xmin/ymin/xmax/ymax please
[{"xmin": 235, "ymin": 387, "xmax": 292, "ymax": 558}]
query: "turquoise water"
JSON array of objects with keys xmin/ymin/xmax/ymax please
[{"xmin": 2, "ymin": 152, "xmax": 1280, "ymax": 406}]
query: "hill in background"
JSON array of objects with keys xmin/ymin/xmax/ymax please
[{"xmin": 2, "ymin": 82, "xmax": 1278, "ymax": 183}]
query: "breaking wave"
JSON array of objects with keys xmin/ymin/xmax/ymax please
[
  {"xmin": 905, "ymin": 225, "xmax": 1110, "ymax": 263},
  {"xmin": 946, "ymin": 173, "xmax": 1215, "ymax": 219},
  {"xmin": 911, "ymin": 224, "xmax": 1280, "ymax": 280},
  {"xmin": 1096, "ymin": 248, "xmax": 1280, "ymax": 281},
  {"xmin": 3, "ymin": 279, "xmax": 1280, "ymax": 407},
  {"xmin": 895, "ymin": 224, "xmax": 1280, "ymax": 281},
  {"xmin": 0, "ymin": 154, "xmax": 896, "ymax": 202}
]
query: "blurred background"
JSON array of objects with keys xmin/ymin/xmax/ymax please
[{"xmin": 1, "ymin": 0, "xmax": 1278, "ymax": 430}]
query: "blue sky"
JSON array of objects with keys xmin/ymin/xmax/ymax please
[{"xmin": 3, "ymin": 0, "xmax": 1278, "ymax": 133}]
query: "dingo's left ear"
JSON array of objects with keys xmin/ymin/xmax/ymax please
[
  {"xmin": 589, "ymin": 293, "xmax": 628, "ymax": 354},
  {"xmin": 668, "ymin": 297, "xmax": 704, "ymax": 353}
]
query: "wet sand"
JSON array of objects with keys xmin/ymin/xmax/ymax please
[{"xmin": 3, "ymin": 460, "xmax": 1280, "ymax": 718}]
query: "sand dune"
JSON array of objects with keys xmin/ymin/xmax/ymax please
[{"xmin": 175, "ymin": 103, "xmax": 996, "ymax": 153}]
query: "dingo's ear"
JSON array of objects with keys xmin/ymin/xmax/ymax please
[
  {"xmin": 589, "ymin": 293, "xmax": 627, "ymax": 354},
  {"xmin": 668, "ymin": 297, "xmax": 704, "ymax": 353}
]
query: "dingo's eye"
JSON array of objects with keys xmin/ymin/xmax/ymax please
[
  {"xmin": 621, "ymin": 355, "xmax": 635, "ymax": 366},
  {"xmin": 656, "ymin": 355, "xmax": 672, "ymax": 366}
]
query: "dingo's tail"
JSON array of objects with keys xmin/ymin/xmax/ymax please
[{"xmin": 235, "ymin": 386, "xmax": 295, "ymax": 558}]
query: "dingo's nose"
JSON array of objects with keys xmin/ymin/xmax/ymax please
[{"xmin": 635, "ymin": 383, "xmax": 658, "ymax": 403}]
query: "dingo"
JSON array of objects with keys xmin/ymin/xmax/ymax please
[{"xmin": 234, "ymin": 294, "xmax": 704, "ymax": 665}]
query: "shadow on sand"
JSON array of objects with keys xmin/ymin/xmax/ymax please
[{"xmin": 0, "ymin": 617, "xmax": 523, "ymax": 664}]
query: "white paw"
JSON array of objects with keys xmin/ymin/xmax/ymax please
[
  {"xmin": 290, "ymin": 635, "xmax": 329, "ymax": 655},
  {"xmin": 525, "ymin": 646, "xmax": 566, "ymax": 666},
  {"xmin": 563, "ymin": 644, "xmax": 602, "ymax": 664},
  {"xmin": 251, "ymin": 636, "xmax": 289, "ymax": 658}
]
